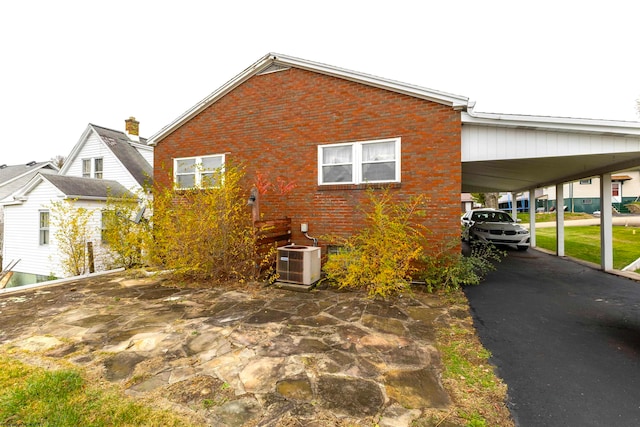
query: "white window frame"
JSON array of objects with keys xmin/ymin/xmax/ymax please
[
  {"xmin": 173, "ymin": 154, "xmax": 225, "ymax": 189},
  {"xmin": 82, "ymin": 159, "xmax": 91, "ymax": 178},
  {"xmin": 318, "ymin": 137, "xmax": 401, "ymax": 185},
  {"xmin": 94, "ymin": 158, "xmax": 103, "ymax": 179},
  {"xmin": 39, "ymin": 210, "xmax": 49, "ymax": 245}
]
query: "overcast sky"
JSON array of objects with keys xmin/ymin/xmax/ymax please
[{"xmin": 1, "ymin": 1, "xmax": 639, "ymax": 165}]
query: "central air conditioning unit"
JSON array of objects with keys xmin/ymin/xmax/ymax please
[{"xmin": 276, "ymin": 245, "xmax": 321, "ymax": 285}]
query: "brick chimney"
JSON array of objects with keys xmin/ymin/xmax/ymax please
[{"xmin": 125, "ymin": 116, "xmax": 140, "ymax": 142}]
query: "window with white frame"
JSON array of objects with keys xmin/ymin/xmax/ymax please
[
  {"xmin": 318, "ymin": 138, "xmax": 400, "ymax": 185},
  {"xmin": 612, "ymin": 182, "xmax": 620, "ymax": 197},
  {"xmin": 82, "ymin": 158, "xmax": 103, "ymax": 178},
  {"xmin": 174, "ymin": 154, "xmax": 225, "ymax": 189},
  {"xmin": 39, "ymin": 210, "xmax": 49, "ymax": 245},
  {"xmin": 94, "ymin": 158, "xmax": 103, "ymax": 179},
  {"xmin": 82, "ymin": 159, "xmax": 91, "ymax": 178}
]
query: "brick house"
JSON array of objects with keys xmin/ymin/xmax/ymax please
[{"xmin": 149, "ymin": 53, "xmax": 469, "ymax": 253}]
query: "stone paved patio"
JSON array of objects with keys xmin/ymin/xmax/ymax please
[{"xmin": 0, "ymin": 272, "xmax": 467, "ymax": 426}]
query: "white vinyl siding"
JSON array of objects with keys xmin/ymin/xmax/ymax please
[
  {"xmin": 2, "ymin": 180, "xmax": 107, "ymax": 278},
  {"xmin": 64, "ymin": 131, "xmax": 145, "ymax": 190},
  {"xmin": 318, "ymin": 138, "xmax": 401, "ymax": 185},
  {"xmin": 174, "ymin": 154, "xmax": 225, "ymax": 189}
]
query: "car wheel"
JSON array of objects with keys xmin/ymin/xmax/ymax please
[{"xmin": 517, "ymin": 245, "xmax": 528, "ymax": 251}]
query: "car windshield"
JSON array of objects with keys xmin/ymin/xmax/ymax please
[{"xmin": 472, "ymin": 211, "xmax": 514, "ymax": 223}]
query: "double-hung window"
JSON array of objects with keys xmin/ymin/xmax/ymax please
[
  {"xmin": 94, "ymin": 158, "xmax": 103, "ymax": 179},
  {"xmin": 82, "ymin": 158, "xmax": 103, "ymax": 178},
  {"xmin": 174, "ymin": 154, "xmax": 225, "ymax": 189},
  {"xmin": 82, "ymin": 159, "xmax": 91, "ymax": 178},
  {"xmin": 39, "ymin": 211, "xmax": 49, "ymax": 245},
  {"xmin": 318, "ymin": 138, "xmax": 400, "ymax": 185}
]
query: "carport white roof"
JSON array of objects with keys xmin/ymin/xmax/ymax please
[{"xmin": 461, "ymin": 108, "xmax": 640, "ymax": 193}]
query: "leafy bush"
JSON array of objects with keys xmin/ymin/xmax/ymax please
[
  {"xmin": 419, "ymin": 240, "xmax": 505, "ymax": 293},
  {"xmin": 151, "ymin": 163, "xmax": 271, "ymax": 283},
  {"xmin": 50, "ymin": 200, "xmax": 95, "ymax": 276},
  {"xmin": 102, "ymin": 190, "xmax": 152, "ymax": 269},
  {"xmin": 322, "ymin": 189, "xmax": 504, "ymax": 297},
  {"xmin": 322, "ymin": 190, "xmax": 427, "ymax": 298}
]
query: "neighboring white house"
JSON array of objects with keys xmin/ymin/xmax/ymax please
[
  {"xmin": 2, "ymin": 174, "xmax": 133, "ymax": 282},
  {"xmin": 496, "ymin": 169, "xmax": 640, "ymax": 214},
  {"xmin": 538, "ymin": 169, "xmax": 640, "ymax": 214},
  {"xmin": 1, "ymin": 118, "xmax": 152, "ymax": 286},
  {"xmin": 0, "ymin": 161, "xmax": 58, "ymax": 266}
]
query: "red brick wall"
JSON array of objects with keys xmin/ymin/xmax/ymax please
[{"xmin": 154, "ymin": 68, "xmax": 462, "ymax": 252}]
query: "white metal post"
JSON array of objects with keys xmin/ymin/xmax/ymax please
[
  {"xmin": 600, "ymin": 173, "xmax": 613, "ymax": 270},
  {"xmin": 510, "ymin": 192, "xmax": 518, "ymax": 220},
  {"xmin": 556, "ymin": 183, "xmax": 565, "ymax": 256},
  {"xmin": 529, "ymin": 187, "xmax": 536, "ymax": 247}
]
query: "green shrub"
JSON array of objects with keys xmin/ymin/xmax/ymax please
[
  {"xmin": 419, "ymin": 241, "xmax": 505, "ymax": 293},
  {"xmin": 322, "ymin": 190, "xmax": 427, "ymax": 298}
]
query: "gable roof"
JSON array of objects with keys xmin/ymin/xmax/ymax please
[
  {"xmin": 60, "ymin": 124, "xmax": 153, "ymax": 187},
  {"xmin": 148, "ymin": 53, "xmax": 470, "ymax": 146},
  {"xmin": 0, "ymin": 161, "xmax": 59, "ymax": 200},
  {"xmin": 4, "ymin": 173, "xmax": 133, "ymax": 205},
  {"xmin": 43, "ymin": 174, "xmax": 132, "ymax": 199}
]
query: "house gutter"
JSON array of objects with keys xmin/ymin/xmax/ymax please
[{"xmin": 463, "ymin": 108, "xmax": 640, "ymax": 136}]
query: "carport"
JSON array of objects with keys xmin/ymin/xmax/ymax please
[{"xmin": 461, "ymin": 106, "xmax": 640, "ymax": 270}]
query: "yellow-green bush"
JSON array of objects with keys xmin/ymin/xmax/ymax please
[
  {"xmin": 50, "ymin": 200, "xmax": 95, "ymax": 276},
  {"xmin": 151, "ymin": 164, "xmax": 270, "ymax": 283},
  {"xmin": 102, "ymin": 190, "xmax": 152, "ymax": 270},
  {"xmin": 322, "ymin": 190, "xmax": 428, "ymax": 298}
]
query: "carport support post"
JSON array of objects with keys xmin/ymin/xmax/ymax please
[
  {"xmin": 556, "ymin": 183, "xmax": 565, "ymax": 256},
  {"xmin": 600, "ymin": 173, "xmax": 613, "ymax": 270},
  {"xmin": 529, "ymin": 187, "xmax": 536, "ymax": 247},
  {"xmin": 510, "ymin": 192, "xmax": 518, "ymax": 220}
]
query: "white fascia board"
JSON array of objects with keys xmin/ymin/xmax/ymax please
[
  {"xmin": 11, "ymin": 173, "xmax": 46, "ymax": 199},
  {"xmin": 271, "ymin": 53, "xmax": 469, "ymax": 109},
  {"xmin": 59, "ymin": 125, "xmax": 94, "ymax": 175},
  {"xmin": 148, "ymin": 53, "xmax": 277, "ymax": 146},
  {"xmin": 462, "ymin": 110, "xmax": 640, "ymax": 137},
  {"xmin": 148, "ymin": 53, "xmax": 470, "ymax": 146},
  {"xmin": 131, "ymin": 141, "xmax": 153, "ymax": 152}
]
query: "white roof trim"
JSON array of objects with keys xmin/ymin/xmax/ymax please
[
  {"xmin": 59, "ymin": 125, "xmax": 95, "ymax": 175},
  {"xmin": 462, "ymin": 108, "xmax": 640, "ymax": 137},
  {"xmin": 148, "ymin": 53, "xmax": 470, "ymax": 145}
]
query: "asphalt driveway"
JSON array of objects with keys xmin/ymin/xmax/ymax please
[{"xmin": 464, "ymin": 248, "xmax": 640, "ymax": 426}]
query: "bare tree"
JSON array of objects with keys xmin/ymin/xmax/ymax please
[
  {"xmin": 51, "ymin": 155, "xmax": 65, "ymax": 169},
  {"xmin": 484, "ymin": 193, "xmax": 500, "ymax": 209}
]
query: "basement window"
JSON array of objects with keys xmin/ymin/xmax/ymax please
[
  {"xmin": 318, "ymin": 138, "xmax": 401, "ymax": 185},
  {"xmin": 174, "ymin": 154, "xmax": 225, "ymax": 189}
]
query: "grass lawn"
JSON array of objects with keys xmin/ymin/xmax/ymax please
[
  {"xmin": 534, "ymin": 225, "xmax": 640, "ymax": 270},
  {"xmin": 0, "ymin": 355, "xmax": 199, "ymax": 427},
  {"xmin": 517, "ymin": 212, "xmax": 593, "ymax": 223}
]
